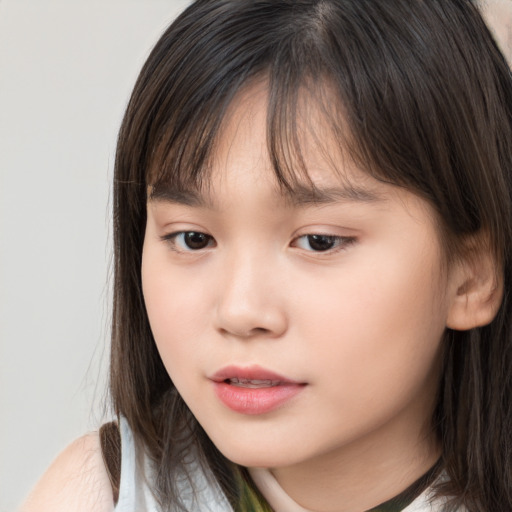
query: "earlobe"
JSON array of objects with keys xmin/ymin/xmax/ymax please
[{"xmin": 446, "ymin": 243, "xmax": 504, "ymax": 331}]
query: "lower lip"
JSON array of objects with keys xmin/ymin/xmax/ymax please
[{"xmin": 212, "ymin": 381, "xmax": 305, "ymax": 415}]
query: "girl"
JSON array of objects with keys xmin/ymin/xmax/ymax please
[{"xmin": 23, "ymin": 0, "xmax": 512, "ymax": 511}]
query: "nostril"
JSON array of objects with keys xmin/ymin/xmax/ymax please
[
  {"xmin": 218, "ymin": 325, "xmax": 272, "ymax": 338},
  {"xmin": 253, "ymin": 327, "xmax": 270, "ymax": 334}
]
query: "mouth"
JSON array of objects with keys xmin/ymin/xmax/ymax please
[
  {"xmin": 210, "ymin": 365, "xmax": 301, "ymax": 384},
  {"xmin": 209, "ymin": 365, "xmax": 306, "ymax": 415},
  {"xmin": 227, "ymin": 378, "xmax": 281, "ymax": 388}
]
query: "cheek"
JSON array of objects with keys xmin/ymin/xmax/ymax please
[
  {"xmin": 298, "ymin": 239, "xmax": 447, "ymax": 399},
  {"xmin": 141, "ymin": 245, "xmax": 211, "ymax": 374}
]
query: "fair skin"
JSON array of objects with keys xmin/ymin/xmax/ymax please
[
  {"xmin": 21, "ymin": 433, "xmax": 114, "ymax": 512},
  {"xmin": 23, "ymin": 83, "xmax": 500, "ymax": 512}
]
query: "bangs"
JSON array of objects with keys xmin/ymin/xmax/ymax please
[
  {"xmin": 145, "ymin": 3, "xmax": 353, "ymax": 201},
  {"xmin": 147, "ymin": 71, "xmax": 358, "ymax": 201}
]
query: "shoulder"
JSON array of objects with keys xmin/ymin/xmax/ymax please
[{"xmin": 21, "ymin": 432, "xmax": 115, "ymax": 512}]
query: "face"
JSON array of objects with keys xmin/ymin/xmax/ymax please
[{"xmin": 142, "ymin": 84, "xmax": 457, "ymax": 479}]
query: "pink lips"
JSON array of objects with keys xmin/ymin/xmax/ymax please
[{"xmin": 210, "ymin": 365, "xmax": 306, "ymax": 415}]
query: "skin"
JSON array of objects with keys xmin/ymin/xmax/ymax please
[
  {"xmin": 141, "ymin": 83, "xmax": 465, "ymax": 512},
  {"xmin": 20, "ymin": 432, "xmax": 114, "ymax": 512}
]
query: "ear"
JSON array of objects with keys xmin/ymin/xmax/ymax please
[{"xmin": 446, "ymin": 237, "xmax": 504, "ymax": 331}]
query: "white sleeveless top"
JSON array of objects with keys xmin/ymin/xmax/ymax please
[
  {"xmin": 113, "ymin": 417, "xmax": 455, "ymax": 512},
  {"xmin": 114, "ymin": 417, "xmax": 231, "ymax": 512}
]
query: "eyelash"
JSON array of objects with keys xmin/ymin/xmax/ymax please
[
  {"xmin": 292, "ymin": 234, "xmax": 356, "ymax": 254},
  {"xmin": 161, "ymin": 231, "xmax": 356, "ymax": 255}
]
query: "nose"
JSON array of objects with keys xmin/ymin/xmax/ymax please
[{"xmin": 214, "ymin": 251, "xmax": 288, "ymax": 339}]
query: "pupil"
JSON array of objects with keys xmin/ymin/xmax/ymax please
[
  {"xmin": 185, "ymin": 232, "xmax": 209, "ymax": 249},
  {"xmin": 308, "ymin": 235, "xmax": 335, "ymax": 251}
]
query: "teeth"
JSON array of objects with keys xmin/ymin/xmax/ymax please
[{"xmin": 229, "ymin": 378, "xmax": 279, "ymax": 388}]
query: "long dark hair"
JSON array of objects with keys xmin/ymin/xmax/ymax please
[{"xmin": 110, "ymin": 1, "xmax": 512, "ymax": 510}]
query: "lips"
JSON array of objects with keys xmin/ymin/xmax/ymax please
[{"xmin": 210, "ymin": 365, "xmax": 306, "ymax": 415}]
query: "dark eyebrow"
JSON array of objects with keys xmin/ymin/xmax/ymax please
[
  {"xmin": 148, "ymin": 181, "xmax": 385, "ymax": 208},
  {"xmin": 148, "ymin": 185, "xmax": 213, "ymax": 208},
  {"xmin": 285, "ymin": 183, "xmax": 385, "ymax": 206}
]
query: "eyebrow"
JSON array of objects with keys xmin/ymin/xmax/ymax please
[
  {"xmin": 284, "ymin": 183, "xmax": 385, "ymax": 206},
  {"xmin": 148, "ymin": 181, "xmax": 385, "ymax": 208},
  {"xmin": 149, "ymin": 186, "xmax": 213, "ymax": 208}
]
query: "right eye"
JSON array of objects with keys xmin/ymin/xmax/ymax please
[{"xmin": 162, "ymin": 231, "xmax": 215, "ymax": 252}]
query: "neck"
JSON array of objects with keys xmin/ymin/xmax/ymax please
[{"xmin": 267, "ymin": 409, "xmax": 440, "ymax": 512}]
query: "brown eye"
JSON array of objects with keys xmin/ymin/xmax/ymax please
[
  {"xmin": 163, "ymin": 231, "xmax": 215, "ymax": 252},
  {"xmin": 293, "ymin": 234, "xmax": 355, "ymax": 254},
  {"xmin": 182, "ymin": 232, "xmax": 213, "ymax": 250},
  {"xmin": 304, "ymin": 235, "xmax": 338, "ymax": 251}
]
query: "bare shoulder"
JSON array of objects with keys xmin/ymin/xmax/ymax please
[{"xmin": 21, "ymin": 432, "xmax": 114, "ymax": 512}]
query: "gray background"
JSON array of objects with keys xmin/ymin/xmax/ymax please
[{"xmin": 0, "ymin": 1, "xmax": 188, "ymax": 510}]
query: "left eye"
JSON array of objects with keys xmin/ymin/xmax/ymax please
[
  {"xmin": 293, "ymin": 234, "xmax": 352, "ymax": 252},
  {"xmin": 163, "ymin": 231, "xmax": 215, "ymax": 251}
]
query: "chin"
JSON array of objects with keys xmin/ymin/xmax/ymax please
[{"xmin": 210, "ymin": 437, "xmax": 302, "ymax": 469}]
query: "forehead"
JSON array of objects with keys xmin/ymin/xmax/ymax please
[
  {"xmin": 149, "ymin": 80, "xmax": 388, "ymax": 209},
  {"xmin": 148, "ymin": 79, "xmax": 386, "ymax": 208}
]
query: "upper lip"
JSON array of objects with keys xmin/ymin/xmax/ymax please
[{"xmin": 209, "ymin": 365, "xmax": 302, "ymax": 384}]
